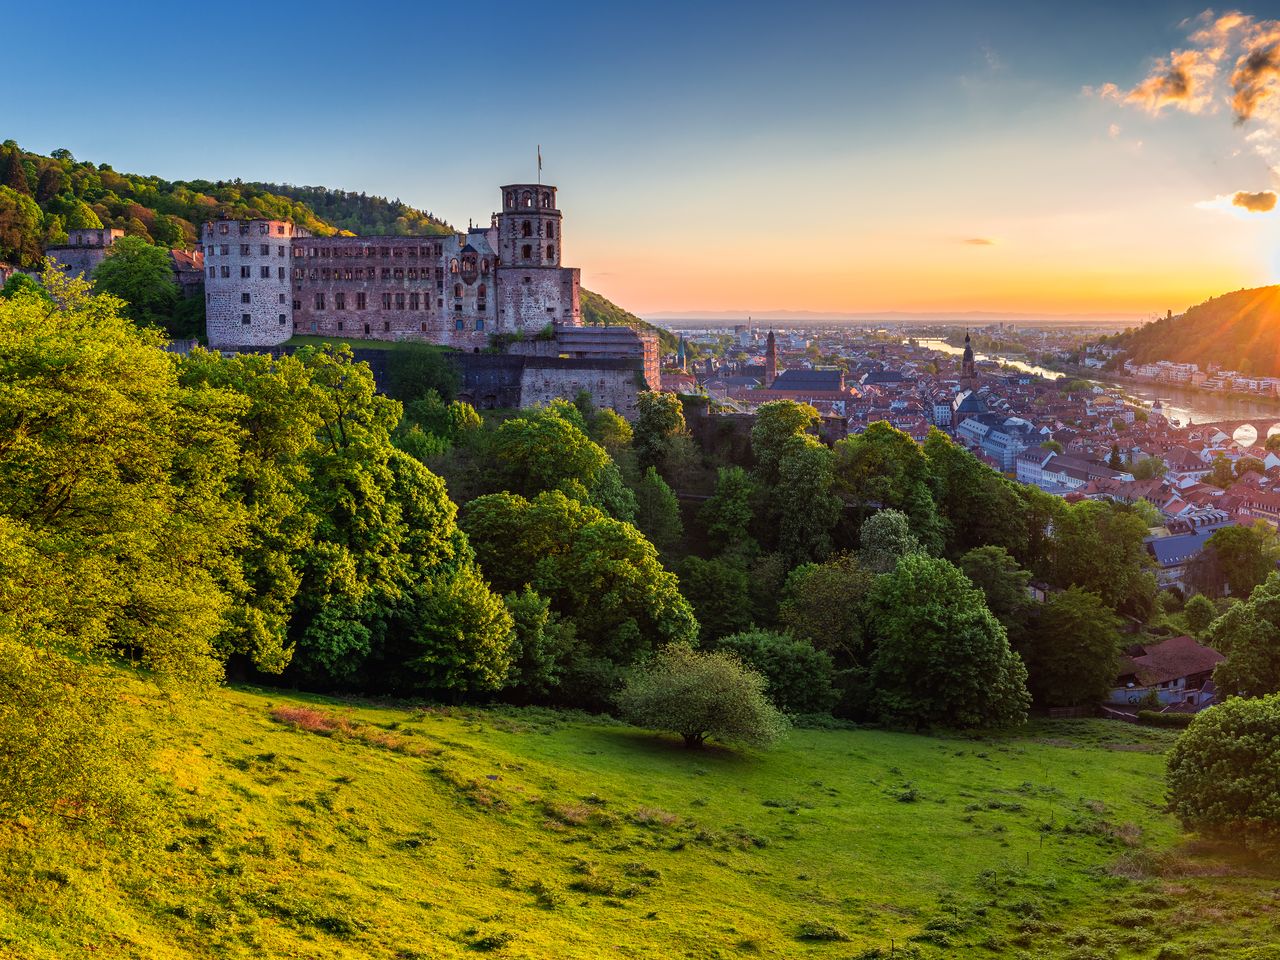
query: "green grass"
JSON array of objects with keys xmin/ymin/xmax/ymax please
[
  {"xmin": 283, "ymin": 335, "xmax": 455, "ymax": 354},
  {"xmin": 2, "ymin": 684, "xmax": 1276, "ymax": 959}
]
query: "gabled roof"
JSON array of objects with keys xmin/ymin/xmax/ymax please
[{"xmin": 1119, "ymin": 635, "xmax": 1224, "ymax": 686}]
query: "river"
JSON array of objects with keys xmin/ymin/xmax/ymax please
[{"xmin": 907, "ymin": 338, "xmax": 1280, "ymax": 426}]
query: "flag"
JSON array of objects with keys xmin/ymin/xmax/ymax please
[{"xmin": 537, "ymin": 145, "xmax": 542, "ymax": 174}]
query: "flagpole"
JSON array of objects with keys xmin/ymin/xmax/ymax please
[{"xmin": 537, "ymin": 145, "xmax": 542, "ymax": 185}]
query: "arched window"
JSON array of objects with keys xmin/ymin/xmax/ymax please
[
  {"xmin": 481, "ymin": 258, "xmax": 489, "ymax": 274},
  {"xmin": 546, "ymin": 244, "xmax": 555, "ymax": 260},
  {"xmin": 449, "ymin": 258, "xmax": 459, "ymax": 273},
  {"xmin": 546, "ymin": 223, "xmax": 555, "ymax": 239},
  {"xmin": 521, "ymin": 190, "xmax": 532, "ymax": 208},
  {"xmin": 478, "ymin": 283, "xmax": 486, "ymax": 298},
  {"xmin": 454, "ymin": 283, "xmax": 463, "ymax": 298},
  {"xmin": 505, "ymin": 191, "xmax": 514, "ymax": 207},
  {"xmin": 541, "ymin": 192, "xmax": 551, "ymax": 208},
  {"xmin": 522, "ymin": 244, "xmax": 532, "ymax": 259},
  {"xmin": 521, "ymin": 220, "xmax": 532, "ymax": 238}
]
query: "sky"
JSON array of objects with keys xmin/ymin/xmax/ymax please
[{"xmin": 8, "ymin": 1, "xmax": 1280, "ymax": 319}]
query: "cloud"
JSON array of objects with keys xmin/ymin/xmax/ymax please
[
  {"xmin": 1094, "ymin": 11, "xmax": 1280, "ymax": 158},
  {"xmin": 961, "ymin": 237, "xmax": 996, "ymax": 246},
  {"xmin": 1108, "ymin": 122, "xmax": 1122, "ymax": 137},
  {"xmin": 1233, "ymin": 188, "xmax": 1278, "ymax": 210}
]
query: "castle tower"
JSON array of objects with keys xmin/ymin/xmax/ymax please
[
  {"xmin": 203, "ymin": 218, "xmax": 303, "ymax": 348},
  {"xmin": 962, "ymin": 330, "xmax": 976, "ymax": 382},
  {"xmin": 494, "ymin": 184, "xmax": 581, "ymax": 331},
  {"xmin": 765, "ymin": 329, "xmax": 777, "ymax": 387}
]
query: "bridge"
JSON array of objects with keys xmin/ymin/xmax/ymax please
[{"xmin": 1180, "ymin": 418, "xmax": 1280, "ymax": 447}]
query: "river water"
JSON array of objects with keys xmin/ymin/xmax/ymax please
[{"xmin": 907, "ymin": 338, "xmax": 1280, "ymax": 427}]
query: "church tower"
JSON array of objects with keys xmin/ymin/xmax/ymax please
[
  {"xmin": 962, "ymin": 330, "xmax": 976, "ymax": 382},
  {"xmin": 765, "ymin": 330, "xmax": 777, "ymax": 387},
  {"xmin": 677, "ymin": 334, "xmax": 687, "ymax": 372}
]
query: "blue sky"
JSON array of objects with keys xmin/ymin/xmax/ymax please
[{"xmin": 9, "ymin": 1, "xmax": 1279, "ymax": 315}]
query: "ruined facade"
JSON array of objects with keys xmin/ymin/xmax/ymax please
[{"xmin": 204, "ymin": 182, "xmax": 581, "ymax": 351}]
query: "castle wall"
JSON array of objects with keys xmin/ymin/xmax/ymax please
[
  {"xmin": 494, "ymin": 265, "xmax": 580, "ymax": 331},
  {"xmin": 203, "ymin": 220, "xmax": 300, "ymax": 348},
  {"xmin": 518, "ymin": 357, "xmax": 644, "ymax": 419}
]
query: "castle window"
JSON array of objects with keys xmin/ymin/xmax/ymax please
[
  {"xmin": 220, "ymin": 244, "xmax": 229, "ymax": 255},
  {"xmin": 240, "ymin": 244, "xmax": 251, "ymax": 255},
  {"xmin": 546, "ymin": 223, "xmax": 555, "ymax": 239},
  {"xmin": 522, "ymin": 245, "xmax": 532, "ymax": 259},
  {"xmin": 219, "ymin": 223, "xmax": 228, "ymax": 234},
  {"xmin": 522, "ymin": 221, "xmax": 532, "ymax": 238},
  {"xmin": 260, "ymin": 244, "xmax": 269, "ymax": 255},
  {"xmin": 308, "ymin": 269, "xmax": 317, "ymax": 280},
  {"xmin": 477, "ymin": 283, "xmax": 486, "ymax": 298},
  {"xmin": 521, "ymin": 190, "xmax": 532, "ymax": 207},
  {"xmin": 421, "ymin": 322, "xmax": 428, "ymax": 332},
  {"xmin": 315, "ymin": 293, "xmax": 325, "ymax": 309},
  {"xmin": 279, "ymin": 293, "xmax": 285, "ymax": 303},
  {"xmin": 241, "ymin": 292, "xmax": 251, "ymax": 304},
  {"xmin": 506, "ymin": 191, "xmax": 514, "ymax": 207},
  {"xmin": 277, "ymin": 225, "xmax": 285, "ymax": 235},
  {"xmin": 259, "ymin": 223, "xmax": 268, "ymax": 235},
  {"xmin": 365, "ymin": 323, "xmax": 371, "ymax": 334},
  {"xmin": 294, "ymin": 300, "xmax": 301, "ymax": 310},
  {"xmin": 383, "ymin": 321, "xmax": 390, "ymax": 331},
  {"xmin": 355, "ymin": 268, "xmax": 363, "ymax": 280},
  {"xmin": 240, "ymin": 266, "xmax": 251, "ymax": 278},
  {"xmin": 408, "ymin": 268, "xmax": 417, "ymax": 280},
  {"xmin": 278, "ymin": 246, "xmax": 285, "ymax": 257},
  {"xmin": 337, "ymin": 321, "xmax": 343, "ymax": 331},
  {"xmin": 454, "ymin": 283, "xmax": 463, "ymax": 298},
  {"xmin": 278, "ymin": 267, "xmax": 285, "ymax": 279},
  {"xmin": 382, "ymin": 293, "xmax": 392, "ymax": 309},
  {"xmin": 208, "ymin": 266, "xmax": 215, "ymax": 278},
  {"xmin": 241, "ymin": 313, "xmax": 250, "ymax": 325},
  {"xmin": 381, "ymin": 268, "xmax": 391, "ymax": 280},
  {"xmin": 309, "ymin": 321, "xmax": 317, "ymax": 331},
  {"xmin": 380, "ymin": 247, "xmax": 390, "ymax": 258},
  {"xmin": 449, "ymin": 258, "xmax": 459, "ymax": 273},
  {"xmin": 261, "ymin": 266, "xmax": 271, "ymax": 278},
  {"xmin": 438, "ymin": 280, "xmax": 444, "ymax": 292},
  {"xmin": 541, "ymin": 191, "xmax": 551, "ymax": 208},
  {"xmin": 395, "ymin": 293, "xmax": 405, "ymax": 310},
  {"xmin": 321, "ymin": 268, "xmax": 330, "ymax": 280},
  {"xmin": 394, "ymin": 268, "xmax": 404, "ymax": 280},
  {"xmin": 476, "ymin": 318, "xmax": 484, "ymax": 330},
  {"xmin": 481, "ymin": 258, "xmax": 489, "ymax": 274},
  {"xmin": 335, "ymin": 292, "xmax": 345, "ymax": 310},
  {"xmin": 410, "ymin": 293, "xmax": 420, "ymax": 310},
  {"xmin": 239, "ymin": 225, "xmax": 249, "ymax": 236},
  {"xmin": 456, "ymin": 318, "xmax": 465, "ymax": 330},
  {"xmin": 278, "ymin": 314, "xmax": 286, "ymax": 325},
  {"xmin": 546, "ymin": 245, "xmax": 555, "ymax": 259},
  {"xmin": 356, "ymin": 292, "xmax": 366, "ymax": 310}
]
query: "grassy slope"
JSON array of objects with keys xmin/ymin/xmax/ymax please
[{"xmin": 1, "ymin": 684, "xmax": 1275, "ymax": 960}]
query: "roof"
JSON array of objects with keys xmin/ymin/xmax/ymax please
[
  {"xmin": 1119, "ymin": 635, "xmax": 1224, "ymax": 686},
  {"xmin": 770, "ymin": 368, "xmax": 846, "ymax": 392},
  {"xmin": 1145, "ymin": 522, "xmax": 1232, "ymax": 565}
]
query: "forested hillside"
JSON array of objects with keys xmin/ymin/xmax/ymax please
[
  {"xmin": 581, "ymin": 287, "xmax": 677, "ymax": 350},
  {"xmin": 1109, "ymin": 285, "xmax": 1280, "ymax": 376}
]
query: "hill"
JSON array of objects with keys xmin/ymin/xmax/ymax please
[
  {"xmin": 580, "ymin": 287, "xmax": 677, "ymax": 351},
  {"xmin": 1109, "ymin": 285, "xmax": 1280, "ymax": 376},
  {"xmin": 3, "ymin": 679, "xmax": 1274, "ymax": 959}
]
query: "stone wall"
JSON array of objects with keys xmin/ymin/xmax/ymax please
[
  {"xmin": 204, "ymin": 220, "xmax": 300, "ymax": 348},
  {"xmin": 518, "ymin": 357, "xmax": 644, "ymax": 419}
]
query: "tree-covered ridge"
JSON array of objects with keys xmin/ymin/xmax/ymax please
[
  {"xmin": 581, "ymin": 287, "xmax": 678, "ymax": 352},
  {"xmin": 0, "ymin": 139, "xmax": 453, "ymax": 267},
  {"xmin": 1108, "ymin": 284, "xmax": 1280, "ymax": 377}
]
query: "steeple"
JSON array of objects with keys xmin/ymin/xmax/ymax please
[
  {"xmin": 676, "ymin": 334, "xmax": 687, "ymax": 372},
  {"xmin": 962, "ymin": 329, "xmax": 975, "ymax": 382},
  {"xmin": 765, "ymin": 329, "xmax": 777, "ymax": 388}
]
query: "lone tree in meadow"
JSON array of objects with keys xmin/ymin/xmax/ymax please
[{"xmin": 617, "ymin": 643, "xmax": 789, "ymax": 749}]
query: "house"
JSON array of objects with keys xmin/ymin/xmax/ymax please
[
  {"xmin": 1109, "ymin": 635, "xmax": 1223, "ymax": 709},
  {"xmin": 1144, "ymin": 518, "xmax": 1234, "ymax": 589}
]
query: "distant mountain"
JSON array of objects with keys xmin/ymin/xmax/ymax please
[
  {"xmin": 1108, "ymin": 285, "xmax": 1280, "ymax": 377},
  {"xmin": 645, "ymin": 309, "xmax": 1145, "ymax": 325}
]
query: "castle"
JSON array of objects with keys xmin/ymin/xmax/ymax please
[{"xmin": 203, "ymin": 183, "xmax": 580, "ymax": 350}]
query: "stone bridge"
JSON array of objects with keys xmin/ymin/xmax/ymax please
[{"xmin": 1184, "ymin": 418, "xmax": 1280, "ymax": 447}]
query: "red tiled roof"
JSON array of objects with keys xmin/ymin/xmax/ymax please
[{"xmin": 1120, "ymin": 635, "xmax": 1224, "ymax": 686}]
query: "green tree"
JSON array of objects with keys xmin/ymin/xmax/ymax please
[
  {"xmin": 858, "ymin": 508, "xmax": 921, "ymax": 574},
  {"xmin": 633, "ymin": 466, "xmax": 683, "ymax": 554},
  {"xmin": 1209, "ymin": 454, "xmax": 1235, "ymax": 488},
  {"xmin": 617, "ymin": 643, "xmax": 789, "ymax": 749},
  {"xmin": 1108, "ymin": 444, "xmax": 1123, "ymax": 470},
  {"xmin": 0, "ymin": 273, "xmax": 46, "ymax": 301},
  {"xmin": 1236, "ymin": 456, "xmax": 1265, "ymax": 479},
  {"xmin": 91, "ymin": 235, "xmax": 179, "ymax": 332},
  {"xmin": 751, "ymin": 400, "xmax": 820, "ymax": 486},
  {"xmin": 63, "ymin": 198, "xmax": 103, "ymax": 230},
  {"xmin": 0, "ymin": 186, "xmax": 42, "ymax": 266},
  {"xmin": 838, "ymin": 422, "xmax": 944, "ymax": 554},
  {"xmin": 1184, "ymin": 592, "xmax": 1217, "ymax": 636},
  {"xmin": 386, "ymin": 343, "xmax": 459, "ymax": 401},
  {"xmin": 924, "ymin": 427, "xmax": 1032, "ymax": 559},
  {"xmin": 777, "ymin": 434, "xmax": 841, "ymax": 564},
  {"xmin": 633, "ymin": 390, "xmax": 688, "ymax": 475},
  {"xmin": 2, "ymin": 148, "xmax": 30, "ymax": 194},
  {"xmin": 1266, "ymin": 434, "xmax": 1280, "ymax": 453},
  {"xmin": 867, "ymin": 554, "xmax": 1030, "ymax": 728},
  {"xmin": 502, "ymin": 587, "xmax": 577, "ymax": 699},
  {"xmin": 402, "ymin": 563, "xmax": 514, "ymax": 694},
  {"xmin": 1131, "ymin": 456, "xmax": 1166, "ymax": 480},
  {"xmin": 1166, "ymin": 693, "xmax": 1280, "ymax": 842},
  {"xmin": 779, "ymin": 553, "xmax": 874, "ymax": 665},
  {"xmin": 1208, "ymin": 572, "xmax": 1280, "ymax": 697},
  {"xmin": 1050, "ymin": 499, "xmax": 1152, "ymax": 614},
  {"xmin": 1040, "ymin": 439, "xmax": 1063, "ymax": 454},
  {"xmin": 959, "ymin": 545, "xmax": 1034, "ymax": 643},
  {"xmin": 589, "ymin": 406, "xmax": 633, "ymax": 454},
  {"xmin": 679, "ymin": 555, "xmax": 754, "ymax": 643},
  {"xmin": 715, "ymin": 629, "xmax": 840, "ymax": 714},
  {"xmin": 1130, "ymin": 498, "xmax": 1162, "ymax": 527},
  {"xmin": 1021, "ymin": 587, "xmax": 1121, "ymax": 706},
  {"xmin": 699, "ymin": 465, "xmax": 757, "ymax": 559},
  {"xmin": 1204, "ymin": 523, "xmax": 1277, "ymax": 599}
]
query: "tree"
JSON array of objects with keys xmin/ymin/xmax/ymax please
[
  {"xmin": 858, "ymin": 509, "xmax": 921, "ymax": 574},
  {"xmin": 633, "ymin": 390, "xmax": 688, "ymax": 475},
  {"xmin": 959, "ymin": 546, "xmax": 1034, "ymax": 642},
  {"xmin": 589, "ymin": 406, "xmax": 633, "ymax": 454},
  {"xmin": 617, "ymin": 643, "xmax": 789, "ymax": 749},
  {"xmin": 1184, "ymin": 592, "xmax": 1217, "ymax": 636},
  {"xmin": 1050, "ymin": 499, "xmax": 1153, "ymax": 614},
  {"xmin": 839, "ymin": 423, "xmax": 945, "ymax": 554},
  {"xmin": 1208, "ymin": 572, "xmax": 1280, "ymax": 697},
  {"xmin": 63, "ymin": 198, "xmax": 103, "ymax": 230},
  {"xmin": 779, "ymin": 553, "xmax": 874, "ymax": 664},
  {"xmin": 924, "ymin": 428, "xmax": 1027, "ymax": 559},
  {"xmin": 1266, "ymin": 433, "xmax": 1280, "ymax": 453},
  {"xmin": 699, "ymin": 465, "xmax": 757, "ymax": 559},
  {"xmin": 633, "ymin": 466, "xmax": 683, "ymax": 554},
  {"xmin": 1236, "ymin": 456, "xmax": 1265, "ymax": 479},
  {"xmin": 776, "ymin": 434, "xmax": 841, "ymax": 564},
  {"xmin": 1108, "ymin": 444, "xmax": 1123, "ymax": 470},
  {"xmin": 1130, "ymin": 498, "xmax": 1162, "ymax": 527},
  {"xmin": 91, "ymin": 235, "xmax": 179, "ymax": 332},
  {"xmin": 502, "ymin": 587, "xmax": 577, "ymax": 699},
  {"xmin": 1040, "ymin": 439, "xmax": 1063, "ymax": 454},
  {"xmin": 867, "ymin": 554, "xmax": 1030, "ymax": 729},
  {"xmin": 386, "ymin": 343, "xmax": 460, "ymax": 401},
  {"xmin": 1205, "ymin": 523, "xmax": 1278, "ymax": 599},
  {"xmin": 1131, "ymin": 456, "xmax": 1166, "ymax": 480},
  {"xmin": 751, "ymin": 400, "xmax": 819, "ymax": 485},
  {"xmin": 679, "ymin": 555, "xmax": 754, "ymax": 643},
  {"xmin": 1209, "ymin": 454, "xmax": 1235, "ymax": 489},
  {"xmin": 1166, "ymin": 693, "xmax": 1280, "ymax": 842},
  {"xmin": 402, "ymin": 564, "xmax": 514, "ymax": 694},
  {"xmin": 715, "ymin": 629, "xmax": 840, "ymax": 714},
  {"xmin": 0, "ymin": 185, "xmax": 42, "ymax": 267},
  {"xmin": 1021, "ymin": 587, "xmax": 1121, "ymax": 707},
  {"xmin": 402, "ymin": 390, "xmax": 480, "ymax": 445},
  {"xmin": 0, "ymin": 273, "xmax": 47, "ymax": 301},
  {"xmin": 2, "ymin": 148, "xmax": 29, "ymax": 195}
]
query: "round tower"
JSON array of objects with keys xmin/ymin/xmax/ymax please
[
  {"xmin": 497, "ymin": 184, "xmax": 562, "ymax": 268},
  {"xmin": 203, "ymin": 218, "xmax": 302, "ymax": 348}
]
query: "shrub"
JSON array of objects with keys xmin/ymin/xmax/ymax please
[
  {"xmin": 1166, "ymin": 693, "xmax": 1280, "ymax": 842},
  {"xmin": 1137, "ymin": 710, "xmax": 1194, "ymax": 728},
  {"xmin": 714, "ymin": 629, "xmax": 839, "ymax": 714},
  {"xmin": 616, "ymin": 643, "xmax": 790, "ymax": 749}
]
